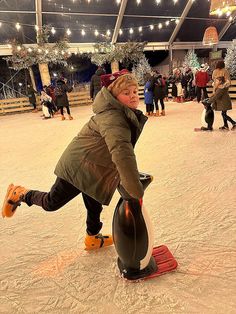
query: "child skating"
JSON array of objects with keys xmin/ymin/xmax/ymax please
[{"xmin": 2, "ymin": 72, "xmax": 147, "ymax": 251}]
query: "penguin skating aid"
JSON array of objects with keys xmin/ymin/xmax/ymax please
[
  {"xmin": 113, "ymin": 173, "xmax": 178, "ymax": 281},
  {"xmin": 194, "ymin": 98, "xmax": 214, "ymax": 132}
]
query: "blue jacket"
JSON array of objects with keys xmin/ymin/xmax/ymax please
[{"xmin": 144, "ymin": 81, "xmax": 153, "ymax": 104}]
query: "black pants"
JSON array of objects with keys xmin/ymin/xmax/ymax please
[
  {"xmin": 154, "ymin": 98, "xmax": 165, "ymax": 111},
  {"xmin": 196, "ymin": 87, "xmax": 208, "ymax": 103},
  {"xmin": 60, "ymin": 106, "xmax": 71, "ymax": 115},
  {"xmin": 145, "ymin": 103, "xmax": 153, "ymax": 113},
  {"xmin": 31, "ymin": 102, "xmax": 36, "ymax": 109},
  {"xmin": 24, "ymin": 177, "xmax": 103, "ymax": 235},
  {"xmin": 222, "ymin": 111, "xmax": 236, "ymax": 128}
]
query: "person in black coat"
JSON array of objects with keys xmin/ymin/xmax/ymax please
[
  {"xmin": 27, "ymin": 84, "xmax": 37, "ymax": 112},
  {"xmin": 55, "ymin": 78, "xmax": 73, "ymax": 121},
  {"xmin": 153, "ymin": 74, "xmax": 166, "ymax": 116},
  {"xmin": 90, "ymin": 67, "xmax": 106, "ymax": 100}
]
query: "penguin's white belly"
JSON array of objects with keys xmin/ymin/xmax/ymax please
[
  {"xmin": 140, "ymin": 204, "xmax": 154, "ymax": 269},
  {"xmin": 201, "ymin": 109, "xmax": 207, "ymax": 127}
]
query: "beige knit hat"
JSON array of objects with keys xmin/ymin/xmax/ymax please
[{"xmin": 107, "ymin": 74, "xmax": 139, "ymax": 97}]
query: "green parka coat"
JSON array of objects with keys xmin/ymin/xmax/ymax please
[{"xmin": 54, "ymin": 87, "xmax": 148, "ymax": 205}]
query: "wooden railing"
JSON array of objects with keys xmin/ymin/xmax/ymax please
[
  {"xmin": 0, "ymin": 91, "xmax": 92, "ymax": 115},
  {"xmin": 0, "ymin": 97, "xmax": 33, "ymax": 115},
  {"xmin": 206, "ymin": 79, "xmax": 236, "ymax": 99},
  {"xmin": 139, "ymin": 79, "xmax": 236, "ymax": 100},
  {"xmin": 1, "ymin": 81, "xmax": 235, "ymax": 115}
]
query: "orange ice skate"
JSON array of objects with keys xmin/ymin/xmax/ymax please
[
  {"xmin": 84, "ymin": 233, "xmax": 113, "ymax": 250},
  {"xmin": 2, "ymin": 184, "xmax": 29, "ymax": 218}
]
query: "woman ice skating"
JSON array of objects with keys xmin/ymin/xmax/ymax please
[
  {"xmin": 55, "ymin": 78, "xmax": 74, "ymax": 121},
  {"xmin": 2, "ymin": 72, "xmax": 148, "ymax": 251},
  {"xmin": 210, "ymin": 61, "xmax": 236, "ymax": 131},
  {"xmin": 204, "ymin": 76, "xmax": 236, "ymax": 131},
  {"xmin": 153, "ymin": 74, "xmax": 166, "ymax": 116}
]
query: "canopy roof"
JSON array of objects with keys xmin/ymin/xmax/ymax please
[{"xmin": 0, "ymin": 0, "xmax": 235, "ymax": 54}]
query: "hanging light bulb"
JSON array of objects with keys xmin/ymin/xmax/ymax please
[
  {"xmin": 119, "ymin": 29, "xmax": 123, "ymax": 35},
  {"xmin": 81, "ymin": 29, "xmax": 86, "ymax": 36},
  {"xmin": 15, "ymin": 23, "xmax": 21, "ymax": 31},
  {"xmin": 66, "ymin": 28, "xmax": 72, "ymax": 36},
  {"xmin": 51, "ymin": 27, "xmax": 56, "ymax": 34},
  {"xmin": 210, "ymin": 0, "xmax": 236, "ymax": 15},
  {"xmin": 94, "ymin": 29, "xmax": 99, "ymax": 36},
  {"xmin": 165, "ymin": 20, "xmax": 170, "ymax": 26},
  {"xmin": 138, "ymin": 26, "xmax": 143, "ymax": 32},
  {"xmin": 150, "ymin": 24, "xmax": 154, "ymax": 30},
  {"xmin": 106, "ymin": 29, "xmax": 111, "ymax": 36},
  {"xmin": 158, "ymin": 23, "xmax": 163, "ymax": 29},
  {"xmin": 129, "ymin": 28, "xmax": 134, "ymax": 34},
  {"xmin": 136, "ymin": 0, "xmax": 141, "ymax": 4}
]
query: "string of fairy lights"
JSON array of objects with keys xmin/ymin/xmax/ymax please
[{"xmin": 0, "ymin": 0, "xmax": 235, "ymax": 43}]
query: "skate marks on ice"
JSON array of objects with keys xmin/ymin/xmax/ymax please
[{"xmin": 1, "ymin": 104, "xmax": 236, "ymax": 313}]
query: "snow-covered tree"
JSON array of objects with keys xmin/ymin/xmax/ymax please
[
  {"xmin": 224, "ymin": 45, "xmax": 236, "ymax": 78},
  {"xmin": 183, "ymin": 50, "xmax": 200, "ymax": 71},
  {"xmin": 132, "ymin": 56, "xmax": 152, "ymax": 84}
]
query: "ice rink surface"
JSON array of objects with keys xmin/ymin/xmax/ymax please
[{"xmin": 0, "ymin": 101, "xmax": 236, "ymax": 314}]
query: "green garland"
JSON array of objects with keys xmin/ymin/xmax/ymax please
[
  {"xmin": 91, "ymin": 41, "xmax": 147, "ymax": 67},
  {"xmin": 5, "ymin": 25, "xmax": 70, "ymax": 70}
]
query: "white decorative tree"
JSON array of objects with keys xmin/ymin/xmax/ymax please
[
  {"xmin": 183, "ymin": 50, "xmax": 200, "ymax": 71},
  {"xmin": 132, "ymin": 57, "xmax": 152, "ymax": 84},
  {"xmin": 224, "ymin": 44, "xmax": 236, "ymax": 78}
]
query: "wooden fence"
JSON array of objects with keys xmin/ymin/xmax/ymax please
[
  {"xmin": 0, "ymin": 91, "xmax": 92, "ymax": 115},
  {"xmin": 139, "ymin": 80, "xmax": 236, "ymax": 100},
  {"xmin": 1, "ymin": 80, "xmax": 236, "ymax": 115}
]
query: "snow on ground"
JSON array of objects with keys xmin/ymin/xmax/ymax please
[{"xmin": 0, "ymin": 100, "xmax": 236, "ymax": 314}]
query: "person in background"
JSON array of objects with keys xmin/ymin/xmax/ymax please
[
  {"xmin": 40, "ymin": 90, "xmax": 52, "ymax": 120},
  {"xmin": 172, "ymin": 68, "xmax": 184, "ymax": 102},
  {"xmin": 182, "ymin": 68, "xmax": 194, "ymax": 101},
  {"xmin": 206, "ymin": 76, "xmax": 236, "ymax": 131},
  {"xmin": 2, "ymin": 72, "xmax": 147, "ymax": 252},
  {"xmin": 144, "ymin": 74, "xmax": 154, "ymax": 116},
  {"xmin": 27, "ymin": 84, "xmax": 37, "ymax": 112},
  {"xmin": 153, "ymin": 74, "xmax": 166, "ymax": 116},
  {"xmin": 55, "ymin": 78, "xmax": 73, "ymax": 121},
  {"xmin": 90, "ymin": 66, "xmax": 106, "ymax": 100},
  {"xmin": 162, "ymin": 75, "xmax": 169, "ymax": 101},
  {"xmin": 195, "ymin": 64, "xmax": 209, "ymax": 103},
  {"xmin": 43, "ymin": 85, "xmax": 58, "ymax": 114}
]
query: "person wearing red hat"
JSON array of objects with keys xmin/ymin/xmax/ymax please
[
  {"xmin": 195, "ymin": 64, "xmax": 210, "ymax": 103},
  {"xmin": 2, "ymin": 71, "xmax": 148, "ymax": 251}
]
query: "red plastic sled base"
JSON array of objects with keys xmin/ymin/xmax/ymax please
[{"xmin": 144, "ymin": 245, "xmax": 178, "ymax": 280}]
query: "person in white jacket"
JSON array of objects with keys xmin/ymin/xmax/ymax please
[{"xmin": 40, "ymin": 90, "xmax": 52, "ymax": 119}]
